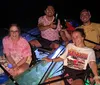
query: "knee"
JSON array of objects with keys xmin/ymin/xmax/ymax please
[
  {"xmin": 51, "ymin": 44, "xmax": 59, "ymax": 49},
  {"xmin": 29, "ymin": 40, "xmax": 35, "ymax": 45},
  {"xmin": 17, "ymin": 64, "xmax": 29, "ymax": 75}
]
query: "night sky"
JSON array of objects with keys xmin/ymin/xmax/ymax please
[{"xmin": 0, "ymin": 0, "xmax": 100, "ymax": 36}]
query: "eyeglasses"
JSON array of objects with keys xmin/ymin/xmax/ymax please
[{"xmin": 10, "ymin": 30, "xmax": 19, "ymax": 33}]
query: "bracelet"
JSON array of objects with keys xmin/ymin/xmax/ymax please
[{"xmin": 93, "ymin": 76, "xmax": 100, "ymax": 80}]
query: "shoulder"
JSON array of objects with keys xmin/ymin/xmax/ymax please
[
  {"xmin": 91, "ymin": 22, "xmax": 100, "ymax": 27},
  {"xmin": 2, "ymin": 36, "xmax": 10, "ymax": 45},
  {"xmin": 91, "ymin": 22, "xmax": 100, "ymax": 25},
  {"xmin": 20, "ymin": 37, "xmax": 28, "ymax": 43},
  {"xmin": 18, "ymin": 37, "xmax": 30, "ymax": 46},
  {"xmin": 20, "ymin": 37, "xmax": 28, "ymax": 41},
  {"xmin": 39, "ymin": 15, "xmax": 45, "ymax": 20},
  {"xmin": 38, "ymin": 15, "xmax": 46, "ymax": 23},
  {"xmin": 84, "ymin": 46, "xmax": 95, "ymax": 53},
  {"xmin": 67, "ymin": 43, "xmax": 74, "ymax": 47},
  {"xmin": 91, "ymin": 23, "xmax": 100, "ymax": 31},
  {"xmin": 3, "ymin": 36, "xmax": 9, "ymax": 41}
]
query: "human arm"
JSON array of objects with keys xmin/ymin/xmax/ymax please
[
  {"xmin": 16, "ymin": 57, "xmax": 28, "ymax": 67},
  {"xmin": 43, "ymin": 45, "xmax": 68, "ymax": 62},
  {"xmin": 94, "ymin": 45, "xmax": 100, "ymax": 50},
  {"xmin": 88, "ymin": 50, "xmax": 100, "ymax": 84},
  {"xmin": 5, "ymin": 55, "xmax": 16, "ymax": 67},
  {"xmin": 89, "ymin": 61, "xmax": 100, "ymax": 84},
  {"xmin": 38, "ymin": 16, "xmax": 56, "ymax": 31},
  {"xmin": 38, "ymin": 23, "xmax": 51, "ymax": 31},
  {"xmin": 42, "ymin": 57, "xmax": 63, "ymax": 62},
  {"xmin": 60, "ymin": 29, "xmax": 72, "ymax": 41},
  {"xmin": 89, "ymin": 61, "xmax": 98, "ymax": 77},
  {"xmin": 94, "ymin": 24, "xmax": 100, "ymax": 50},
  {"xmin": 16, "ymin": 39, "xmax": 32, "ymax": 67},
  {"xmin": 38, "ymin": 23, "xmax": 57, "ymax": 31},
  {"xmin": 2, "ymin": 37, "xmax": 16, "ymax": 67}
]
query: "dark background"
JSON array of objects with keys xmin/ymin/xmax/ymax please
[{"xmin": 0, "ymin": 0, "xmax": 100, "ymax": 36}]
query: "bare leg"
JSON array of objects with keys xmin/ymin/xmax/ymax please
[
  {"xmin": 50, "ymin": 43, "xmax": 59, "ymax": 51},
  {"xmin": 45, "ymin": 76, "xmax": 65, "ymax": 85},
  {"xmin": 29, "ymin": 40, "xmax": 42, "ymax": 47},
  {"xmin": 12, "ymin": 63, "xmax": 29, "ymax": 77},
  {"xmin": 17, "ymin": 63, "xmax": 29, "ymax": 75},
  {"xmin": 71, "ymin": 79, "xmax": 84, "ymax": 85}
]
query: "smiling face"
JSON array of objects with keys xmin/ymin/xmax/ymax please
[
  {"xmin": 45, "ymin": 6, "xmax": 55, "ymax": 17},
  {"xmin": 80, "ymin": 10, "xmax": 91, "ymax": 23},
  {"xmin": 72, "ymin": 31, "xmax": 84, "ymax": 47},
  {"xmin": 9, "ymin": 25, "xmax": 20, "ymax": 40}
]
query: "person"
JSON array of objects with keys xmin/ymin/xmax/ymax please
[
  {"xmin": 78, "ymin": 9, "xmax": 100, "ymax": 50},
  {"xmin": 43, "ymin": 28, "xmax": 100, "ymax": 85},
  {"xmin": 2, "ymin": 24, "xmax": 32, "ymax": 77},
  {"xmin": 78, "ymin": 9, "xmax": 100, "ymax": 63},
  {"xmin": 29, "ymin": 5, "xmax": 71, "ymax": 50},
  {"xmin": 60, "ymin": 20, "xmax": 75, "ymax": 45},
  {"xmin": 60, "ymin": 29, "xmax": 72, "ymax": 45}
]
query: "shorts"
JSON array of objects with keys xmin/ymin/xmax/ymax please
[
  {"xmin": 60, "ymin": 66, "xmax": 86, "ymax": 85},
  {"xmin": 38, "ymin": 37, "xmax": 60, "ymax": 49}
]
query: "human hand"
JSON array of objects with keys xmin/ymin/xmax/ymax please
[
  {"xmin": 94, "ymin": 45, "xmax": 100, "ymax": 50},
  {"xmin": 61, "ymin": 29, "xmax": 66, "ymax": 32},
  {"xmin": 93, "ymin": 76, "xmax": 100, "ymax": 85},
  {"xmin": 42, "ymin": 57, "xmax": 52, "ymax": 62},
  {"xmin": 95, "ymin": 79, "xmax": 100, "ymax": 85},
  {"xmin": 12, "ymin": 63, "xmax": 17, "ymax": 68},
  {"xmin": 50, "ymin": 22, "xmax": 57, "ymax": 29}
]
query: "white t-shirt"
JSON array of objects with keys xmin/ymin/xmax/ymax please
[{"xmin": 60, "ymin": 43, "xmax": 96, "ymax": 70}]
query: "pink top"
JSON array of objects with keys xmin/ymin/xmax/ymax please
[
  {"xmin": 3, "ymin": 36, "xmax": 32, "ymax": 64},
  {"xmin": 38, "ymin": 15, "xmax": 61, "ymax": 41}
]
